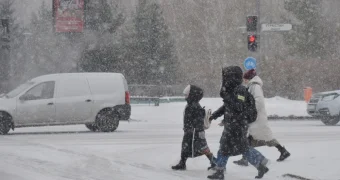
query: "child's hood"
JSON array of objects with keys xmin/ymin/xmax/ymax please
[{"xmin": 184, "ymin": 85, "xmax": 204, "ymax": 103}]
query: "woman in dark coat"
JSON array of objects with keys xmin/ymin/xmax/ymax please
[
  {"xmin": 172, "ymin": 85, "xmax": 216, "ymax": 170},
  {"xmin": 207, "ymin": 66, "xmax": 269, "ymax": 180}
]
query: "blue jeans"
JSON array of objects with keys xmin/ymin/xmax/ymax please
[{"xmin": 215, "ymin": 147, "xmax": 267, "ymax": 170}]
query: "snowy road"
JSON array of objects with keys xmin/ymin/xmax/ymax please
[{"xmin": 0, "ymin": 103, "xmax": 339, "ymax": 180}]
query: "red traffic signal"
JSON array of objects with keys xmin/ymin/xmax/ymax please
[
  {"xmin": 249, "ymin": 35, "xmax": 256, "ymax": 43},
  {"xmin": 248, "ymin": 34, "xmax": 257, "ymax": 52}
]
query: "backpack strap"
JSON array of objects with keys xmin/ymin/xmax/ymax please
[{"xmin": 245, "ymin": 89, "xmax": 257, "ymax": 124}]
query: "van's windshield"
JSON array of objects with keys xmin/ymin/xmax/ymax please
[{"xmin": 6, "ymin": 81, "xmax": 35, "ymax": 98}]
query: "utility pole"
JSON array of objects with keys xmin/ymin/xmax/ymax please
[{"xmin": 0, "ymin": 18, "xmax": 10, "ymax": 93}]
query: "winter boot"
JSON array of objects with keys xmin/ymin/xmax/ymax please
[
  {"xmin": 233, "ymin": 157, "xmax": 249, "ymax": 166},
  {"xmin": 207, "ymin": 170, "xmax": 224, "ymax": 180},
  {"xmin": 207, "ymin": 156, "xmax": 217, "ymax": 170},
  {"xmin": 255, "ymin": 164, "xmax": 269, "ymax": 179},
  {"xmin": 277, "ymin": 147, "xmax": 291, "ymax": 162},
  {"xmin": 171, "ymin": 160, "xmax": 186, "ymax": 170}
]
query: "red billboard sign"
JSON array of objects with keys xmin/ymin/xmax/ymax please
[{"xmin": 54, "ymin": 0, "xmax": 84, "ymax": 33}]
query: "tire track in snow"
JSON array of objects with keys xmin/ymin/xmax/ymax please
[
  {"xmin": 1, "ymin": 136, "xmax": 198, "ymax": 180},
  {"xmin": 0, "ymin": 137, "xmax": 130, "ymax": 180}
]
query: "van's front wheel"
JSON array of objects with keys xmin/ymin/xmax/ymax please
[{"xmin": 96, "ymin": 109, "xmax": 120, "ymax": 132}]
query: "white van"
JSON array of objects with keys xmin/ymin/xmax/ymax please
[{"xmin": 0, "ymin": 73, "xmax": 131, "ymax": 134}]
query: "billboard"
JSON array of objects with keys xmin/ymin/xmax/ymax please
[{"xmin": 54, "ymin": 0, "xmax": 84, "ymax": 33}]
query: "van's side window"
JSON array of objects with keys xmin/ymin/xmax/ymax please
[{"xmin": 22, "ymin": 81, "xmax": 55, "ymax": 100}]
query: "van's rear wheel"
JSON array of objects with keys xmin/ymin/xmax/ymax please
[
  {"xmin": 85, "ymin": 123, "xmax": 98, "ymax": 132},
  {"xmin": 321, "ymin": 116, "xmax": 340, "ymax": 126},
  {"xmin": 96, "ymin": 109, "xmax": 120, "ymax": 132},
  {"xmin": 0, "ymin": 112, "xmax": 11, "ymax": 135}
]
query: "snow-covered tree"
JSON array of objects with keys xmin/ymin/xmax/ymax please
[
  {"xmin": 79, "ymin": 0, "xmax": 125, "ymax": 73},
  {"xmin": 284, "ymin": 0, "xmax": 329, "ymax": 59},
  {"xmin": 0, "ymin": 0, "xmax": 23, "ymax": 91},
  {"xmin": 10, "ymin": 1, "xmax": 79, "ymax": 87},
  {"xmin": 133, "ymin": 0, "xmax": 179, "ymax": 85},
  {"xmin": 28, "ymin": 2, "xmax": 74, "ymax": 75}
]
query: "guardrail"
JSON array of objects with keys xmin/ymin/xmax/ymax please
[
  {"xmin": 130, "ymin": 96, "xmax": 186, "ymax": 106},
  {"xmin": 159, "ymin": 97, "xmax": 186, "ymax": 103},
  {"xmin": 131, "ymin": 97, "xmax": 160, "ymax": 106}
]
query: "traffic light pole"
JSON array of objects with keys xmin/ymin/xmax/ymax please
[{"xmin": 256, "ymin": 0, "xmax": 261, "ymax": 74}]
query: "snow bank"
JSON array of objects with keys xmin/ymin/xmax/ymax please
[
  {"xmin": 201, "ymin": 97, "xmax": 309, "ymax": 117},
  {"xmin": 265, "ymin": 96, "xmax": 309, "ymax": 117},
  {"xmin": 131, "ymin": 97, "xmax": 310, "ymax": 124}
]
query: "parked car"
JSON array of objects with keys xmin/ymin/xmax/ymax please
[
  {"xmin": 0, "ymin": 73, "xmax": 131, "ymax": 134},
  {"xmin": 307, "ymin": 90, "xmax": 340, "ymax": 125}
]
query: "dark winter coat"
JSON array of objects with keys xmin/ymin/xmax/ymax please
[
  {"xmin": 183, "ymin": 85, "xmax": 205, "ymax": 133},
  {"xmin": 211, "ymin": 66, "xmax": 252, "ymax": 156},
  {"xmin": 181, "ymin": 85, "xmax": 210, "ymax": 158}
]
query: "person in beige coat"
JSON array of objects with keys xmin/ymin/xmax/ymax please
[{"xmin": 233, "ymin": 69, "xmax": 291, "ymax": 166}]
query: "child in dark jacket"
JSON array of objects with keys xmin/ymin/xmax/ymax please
[{"xmin": 172, "ymin": 85, "xmax": 216, "ymax": 170}]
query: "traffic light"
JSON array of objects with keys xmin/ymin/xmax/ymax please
[
  {"xmin": 246, "ymin": 15, "xmax": 258, "ymax": 52},
  {"xmin": 248, "ymin": 34, "xmax": 257, "ymax": 52},
  {"xmin": 246, "ymin": 16, "xmax": 258, "ymax": 32}
]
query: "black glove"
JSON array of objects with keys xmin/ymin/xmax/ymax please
[{"xmin": 247, "ymin": 135, "xmax": 254, "ymax": 144}]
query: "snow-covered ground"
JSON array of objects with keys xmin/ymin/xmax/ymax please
[{"xmin": 0, "ymin": 98, "xmax": 338, "ymax": 180}]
